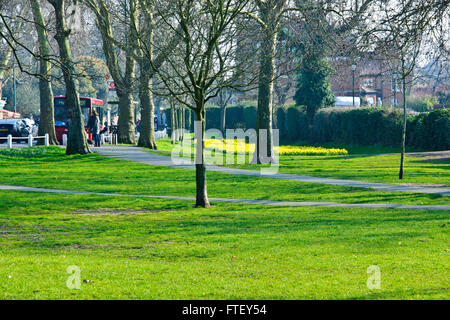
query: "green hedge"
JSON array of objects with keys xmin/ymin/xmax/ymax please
[
  {"xmin": 302, "ymin": 107, "xmax": 449, "ymax": 150},
  {"xmin": 407, "ymin": 109, "xmax": 450, "ymax": 150},
  {"xmin": 311, "ymin": 108, "xmax": 403, "ymax": 146},
  {"xmin": 165, "ymin": 104, "xmax": 450, "ymax": 151}
]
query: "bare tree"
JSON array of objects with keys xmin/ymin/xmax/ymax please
[
  {"xmin": 134, "ymin": 0, "xmax": 181, "ymax": 149},
  {"xmin": 253, "ymin": 0, "xmax": 287, "ymax": 163},
  {"xmin": 360, "ymin": 0, "xmax": 448, "ymax": 179},
  {"xmin": 153, "ymin": 0, "xmax": 252, "ymax": 207},
  {"xmin": 48, "ymin": 0, "xmax": 90, "ymax": 154},
  {"xmin": 0, "ymin": 1, "xmax": 25, "ymax": 102},
  {"xmin": 30, "ymin": 0, "xmax": 58, "ymax": 144},
  {"xmin": 84, "ymin": 0, "xmax": 138, "ymax": 144},
  {"xmin": 218, "ymin": 88, "xmax": 233, "ymax": 133}
]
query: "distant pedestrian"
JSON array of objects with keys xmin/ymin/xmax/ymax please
[
  {"xmin": 100, "ymin": 122, "xmax": 108, "ymax": 135},
  {"xmin": 88, "ymin": 110, "xmax": 101, "ymax": 147}
]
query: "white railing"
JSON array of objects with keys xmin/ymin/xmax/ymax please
[
  {"xmin": 134, "ymin": 128, "xmax": 167, "ymax": 143},
  {"xmin": 0, "ymin": 134, "xmax": 49, "ymax": 148},
  {"xmin": 60, "ymin": 129, "xmax": 167, "ymax": 147},
  {"xmin": 59, "ymin": 133, "xmax": 118, "ymax": 146},
  {"xmin": 155, "ymin": 128, "xmax": 167, "ymax": 140},
  {"xmin": 99, "ymin": 133, "xmax": 118, "ymax": 146},
  {"xmin": 1, "ymin": 130, "xmax": 166, "ymax": 148}
]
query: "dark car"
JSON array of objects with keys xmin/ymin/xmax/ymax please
[{"xmin": 0, "ymin": 119, "xmax": 32, "ymax": 143}]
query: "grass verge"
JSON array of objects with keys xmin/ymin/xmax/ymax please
[{"xmin": 0, "ymin": 190, "xmax": 448, "ymax": 299}]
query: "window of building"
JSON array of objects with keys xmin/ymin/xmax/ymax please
[
  {"xmin": 363, "ymin": 78, "xmax": 374, "ymax": 88},
  {"xmin": 392, "ymin": 98, "xmax": 398, "ymax": 106},
  {"xmin": 391, "ymin": 75, "xmax": 401, "ymax": 92}
]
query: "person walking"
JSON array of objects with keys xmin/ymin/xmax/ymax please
[{"xmin": 88, "ymin": 110, "xmax": 101, "ymax": 147}]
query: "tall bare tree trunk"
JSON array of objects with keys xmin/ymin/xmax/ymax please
[
  {"xmin": 49, "ymin": 0, "xmax": 90, "ymax": 155},
  {"xmin": 117, "ymin": 0, "xmax": 137, "ymax": 144},
  {"xmin": 0, "ymin": 46, "xmax": 12, "ymax": 102},
  {"xmin": 137, "ymin": 72, "xmax": 156, "ymax": 149},
  {"xmin": 31, "ymin": 0, "xmax": 58, "ymax": 145},
  {"xmin": 178, "ymin": 107, "xmax": 184, "ymax": 142},
  {"xmin": 117, "ymin": 85, "xmax": 135, "ymax": 144},
  {"xmin": 399, "ymin": 77, "xmax": 407, "ymax": 179},
  {"xmin": 170, "ymin": 104, "xmax": 176, "ymax": 144},
  {"xmin": 218, "ymin": 89, "xmax": 231, "ymax": 134},
  {"xmin": 88, "ymin": 0, "xmax": 136, "ymax": 145},
  {"xmin": 220, "ymin": 104, "xmax": 226, "ymax": 134},
  {"xmin": 253, "ymin": 0, "xmax": 286, "ymax": 163},
  {"xmin": 194, "ymin": 107, "xmax": 210, "ymax": 208},
  {"xmin": 137, "ymin": 4, "xmax": 156, "ymax": 149},
  {"xmin": 255, "ymin": 23, "xmax": 277, "ymax": 163},
  {"xmin": 0, "ymin": 3, "xmax": 25, "ymax": 109}
]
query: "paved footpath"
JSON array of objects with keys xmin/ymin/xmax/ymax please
[
  {"xmin": 96, "ymin": 146, "xmax": 450, "ymax": 195},
  {"xmin": 1, "ymin": 185, "xmax": 449, "ymax": 211}
]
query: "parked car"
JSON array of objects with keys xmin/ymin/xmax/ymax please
[
  {"xmin": 0, "ymin": 119, "xmax": 34, "ymax": 143},
  {"xmin": 19, "ymin": 118, "xmax": 38, "ymax": 137}
]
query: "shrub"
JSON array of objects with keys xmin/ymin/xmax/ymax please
[
  {"xmin": 286, "ymin": 106, "xmax": 309, "ymax": 142},
  {"xmin": 412, "ymin": 109, "xmax": 450, "ymax": 150},
  {"xmin": 206, "ymin": 107, "xmax": 221, "ymax": 129},
  {"xmin": 289, "ymin": 106, "xmax": 448, "ymax": 151},
  {"xmin": 226, "ymin": 106, "xmax": 244, "ymax": 129},
  {"xmin": 243, "ymin": 106, "xmax": 257, "ymax": 130},
  {"xmin": 312, "ymin": 107, "xmax": 406, "ymax": 146},
  {"xmin": 275, "ymin": 107, "xmax": 287, "ymax": 140},
  {"xmin": 406, "ymin": 95, "xmax": 438, "ymax": 112}
]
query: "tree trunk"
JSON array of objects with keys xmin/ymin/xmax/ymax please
[
  {"xmin": 253, "ymin": 1, "xmax": 286, "ymax": 164},
  {"xmin": 90, "ymin": 0, "xmax": 136, "ymax": 145},
  {"xmin": 178, "ymin": 106, "xmax": 184, "ymax": 142},
  {"xmin": 137, "ymin": 66, "xmax": 156, "ymax": 149},
  {"xmin": 136, "ymin": 3, "xmax": 156, "ymax": 149},
  {"xmin": 49, "ymin": 0, "xmax": 90, "ymax": 155},
  {"xmin": 185, "ymin": 107, "xmax": 192, "ymax": 132},
  {"xmin": 194, "ymin": 107, "xmax": 210, "ymax": 208},
  {"xmin": 117, "ymin": 0, "xmax": 137, "ymax": 145},
  {"xmin": 170, "ymin": 105, "xmax": 176, "ymax": 144},
  {"xmin": 220, "ymin": 104, "xmax": 226, "ymax": 134},
  {"xmin": 117, "ymin": 87, "xmax": 136, "ymax": 144},
  {"xmin": 254, "ymin": 24, "xmax": 277, "ymax": 164},
  {"xmin": 399, "ymin": 78, "xmax": 407, "ymax": 179},
  {"xmin": 0, "ymin": 45, "xmax": 12, "ymax": 101},
  {"xmin": 30, "ymin": 0, "xmax": 58, "ymax": 145}
]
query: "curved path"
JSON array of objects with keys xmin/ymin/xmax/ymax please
[
  {"xmin": 96, "ymin": 146, "xmax": 450, "ymax": 195},
  {"xmin": 1, "ymin": 185, "xmax": 448, "ymax": 211}
]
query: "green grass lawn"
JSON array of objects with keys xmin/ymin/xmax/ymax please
[
  {"xmin": 0, "ymin": 190, "xmax": 448, "ymax": 299},
  {"xmin": 151, "ymin": 138, "xmax": 450, "ymax": 185},
  {"xmin": 0, "ymin": 147, "xmax": 448, "ymax": 205}
]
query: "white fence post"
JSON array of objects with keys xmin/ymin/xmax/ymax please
[
  {"xmin": 62, "ymin": 134, "xmax": 67, "ymax": 146},
  {"xmin": 7, "ymin": 135, "xmax": 12, "ymax": 148},
  {"xmin": 44, "ymin": 133, "xmax": 49, "ymax": 146},
  {"xmin": 28, "ymin": 134, "xmax": 33, "ymax": 147}
]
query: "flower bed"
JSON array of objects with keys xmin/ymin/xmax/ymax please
[{"xmin": 204, "ymin": 139, "xmax": 348, "ymax": 156}]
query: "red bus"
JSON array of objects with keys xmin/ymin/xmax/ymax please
[{"xmin": 54, "ymin": 96, "xmax": 104, "ymax": 143}]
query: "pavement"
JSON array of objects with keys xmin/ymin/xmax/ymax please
[
  {"xmin": 96, "ymin": 145, "xmax": 450, "ymax": 195},
  {"xmin": 1, "ymin": 184, "xmax": 449, "ymax": 211}
]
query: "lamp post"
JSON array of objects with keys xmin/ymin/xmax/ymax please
[{"xmin": 352, "ymin": 64, "xmax": 357, "ymax": 107}]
